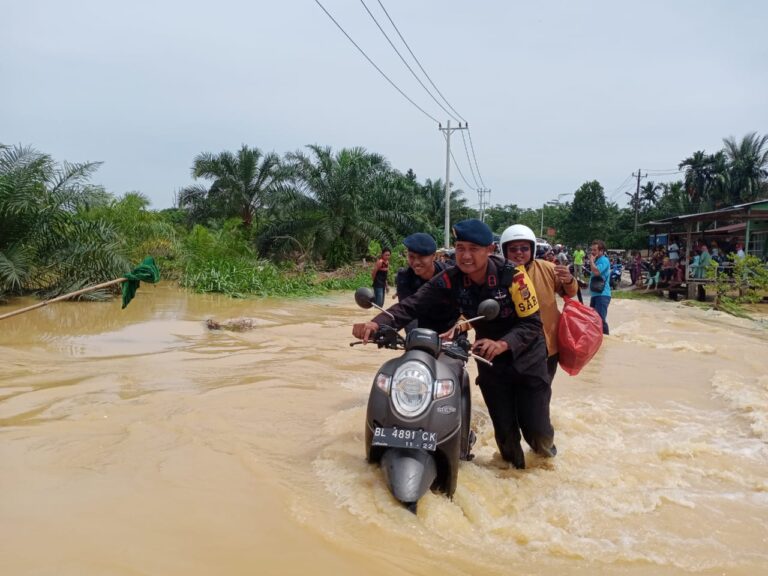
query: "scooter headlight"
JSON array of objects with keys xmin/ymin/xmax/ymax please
[{"xmin": 390, "ymin": 360, "xmax": 433, "ymax": 418}]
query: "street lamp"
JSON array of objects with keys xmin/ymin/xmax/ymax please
[{"xmin": 540, "ymin": 193, "xmax": 573, "ymax": 237}]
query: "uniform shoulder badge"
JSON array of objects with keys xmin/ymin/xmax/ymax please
[
  {"xmin": 433, "ymin": 269, "xmax": 452, "ymax": 289},
  {"xmin": 509, "ymin": 265, "xmax": 539, "ymax": 317}
]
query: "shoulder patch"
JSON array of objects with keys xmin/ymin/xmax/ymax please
[
  {"xmin": 509, "ymin": 265, "xmax": 540, "ymax": 317},
  {"xmin": 434, "ymin": 270, "xmax": 452, "ymax": 289}
]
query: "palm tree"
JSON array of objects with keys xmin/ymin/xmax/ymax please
[
  {"xmin": 178, "ymin": 145, "xmax": 288, "ymax": 228},
  {"xmin": 0, "ymin": 144, "xmax": 128, "ymax": 299},
  {"xmin": 412, "ymin": 178, "xmax": 474, "ymax": 239},
  {"xmin": 639, "ymin": 181, "xmax": 661, "ymax": 211},
  {"xmin": 264, "ymin": 145, "xmax": 404, "ymax": 267},
  {"xmin": 679, "ymin": 151, "xmax": 714, "ymax": 208},
  {"xmin": 655, "ymin": 181, "xmax": 693, "ymax": 218},
  {"xmin": 722, "ymin": 132, "xmax": 768, "ymax": 203}
]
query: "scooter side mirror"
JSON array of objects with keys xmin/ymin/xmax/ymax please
[
  {"xmin": 477, "ymin": 299, "xmax": 500, "ymax": 321},
  {"xmin": 354, "ymin": 287, "xmax": 375, "ymax": 309}
]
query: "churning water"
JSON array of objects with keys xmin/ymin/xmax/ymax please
[{"xmin": 1, "ymin": 286, "xmax": 766, "ymax": 575}]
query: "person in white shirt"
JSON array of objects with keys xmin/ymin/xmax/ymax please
[{"xmin": 668, "ymin": 240, "xmax": 680, "ymax": 262}]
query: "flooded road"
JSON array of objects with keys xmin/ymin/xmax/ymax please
[{"xmin": 1, "ymin": 286, "xmax": 767, "ymax": 576}]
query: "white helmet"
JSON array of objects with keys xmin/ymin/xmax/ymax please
[{"xmin": 500, "ymin": 224, "xmax": 536, "ymax": 257}]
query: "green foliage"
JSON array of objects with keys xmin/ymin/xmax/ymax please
[
  {"xmin": 722, "ymin": 132, "xmax": 768, "ymax": 203},
  {"xmin": 179, "ymin": 250, "xmax": 371, "ymax": 298},
  {"xmin": 262, "ymin": 146, "xmax": 410, "ymax": 268},
  {"xmin": 483, "ymin": 204, "xmax": 522, "ymax": 233},
  {"xmin": 705, "ymin": 258, "xmax": 730, "ymax": 309},
  {"xmin": 605, "ymin": 208, "xmax": 646, "ymax": 249},
  {"xmin": 314, "ymin": 267, "xmax": 371, "ymax": 291},
  {"xmin": 704, "ymin": 255, "xmax": 768, "ymax": 313},
  {"xmin": 178, "ymin": 144, "xmax": 289, "ymax": 228},
  {"xmin": 677, "ymin": 132, "xmax": 768, "ymax": 210},
  {"xmin": 367, "ymin": 239, "xmax": 383, "ymax": 260},
  {"xmin": 180, "ymin": 258, "xmax": 299, "ymax": 297},
  {"xmin": 3, "ymin": 131, "xmax": 765, "ymax": 305},
  {"xmin": 0, "ymin": 144, "xmax": 129, "ymax": 299},
  {"xmin": 733, "ymin": 255, "xmax": 768, "ymax": 303},
  {"xmin": 562, "ymin": 181, "xmax": 609, "ymax": 245},
  {"xmin": 80, "ymin": 191, "xmax": 182, "ymax": 278}
]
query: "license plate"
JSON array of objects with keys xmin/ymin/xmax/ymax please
[{"xmin": 372, "ymin": 427, "xmax": 437, "ymax": 451}]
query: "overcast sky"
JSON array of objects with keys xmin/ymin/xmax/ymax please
[{"xmin": 3, "ymin": 1, "xmax": 767, "ymax": 211}]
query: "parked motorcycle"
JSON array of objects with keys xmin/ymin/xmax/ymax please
[
  {"xmin": 351, "ymin": 287, "xmax": 499, "ymax": 513},
  {"xmin": 609, "ymin": 263, "xmax": 623, "ymax": 289}
]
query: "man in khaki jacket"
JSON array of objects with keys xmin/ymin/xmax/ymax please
[{"xmin": 500, "ymin": 224, "xmax": 579, "ymax": 380}]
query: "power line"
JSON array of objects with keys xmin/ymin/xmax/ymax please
[
  {"xmin": 459, "ymin": 128, "xmax": 480, "ymax": 188},
  {"xmin": 466, "ymin": 127, "xmax": 487, "ymax": 188},
  {"xmin": 443, "ymin": 133, "xmax": 476, "ymax": 192},
  {"xmin": 369, "ymin": 0, "xmax": 488, "ymax": 189},
  {"xmin": 643, "ymin": 168, "xmax": 684, "ymax": 173},
  {"xmin": 359, "ymin": 0, "xmax": 460, "ymax": 123},
  {"xmin": 610, "ymin": 184, "xmax": 635, "ymax": 204},
  {"xmin": 375, "ymin": 0, "xmax": 466, "ymax": 123},
  {"xmin": 608, "ymin": 174, "xmax": 634, "ymax": 201},
  {"xmin": 313, "ymin": 0, "xmax": 440, "ymax": 124},
  {"xmin": 316, "ymin": 0, "xmax": 490, "ymax": 201}
]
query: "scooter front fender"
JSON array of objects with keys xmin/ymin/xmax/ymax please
[{"xmin": 380, "ymin": 448, "xmax": 437, "ymax": 507}]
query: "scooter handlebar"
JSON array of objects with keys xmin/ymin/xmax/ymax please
[
  {"xmin": 441, "ymin": 340, "xmax": 493, "ymax": 367},
  {"xmin": 349, "ymin": 325, "xmax": 405, "ymax": 350}
]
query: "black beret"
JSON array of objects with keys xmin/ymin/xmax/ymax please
[
  {"xmin": 403, "ymin": 232, "xmax": 437, "ymax": 255},
  {"xmin": 452, "ymin": 219, "xmax": 493, "ymax": 246}
]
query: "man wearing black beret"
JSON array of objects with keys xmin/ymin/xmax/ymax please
[
  {"xmin": 395, "ymin": 232, "xmax": 457, "ymax": 334},
  {"xmin": 353, "ymin": 219, "xmax": 554, "ymax": 469}
]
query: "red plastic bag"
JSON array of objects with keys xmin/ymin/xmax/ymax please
[{"xmin": 557, "ymin": 296, "xmax": 604, "ymax": 376}]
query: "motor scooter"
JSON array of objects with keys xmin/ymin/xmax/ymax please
[
  {"xmin": 351, "ymin": 287, "xmax": 499, "ymax": 513},
  {"xmin": 609, "ymin": 262, "xmax": 623, "ymax": 289}
]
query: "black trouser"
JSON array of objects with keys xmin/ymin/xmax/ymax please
[
  {"xmin": 547, "ymin": 353, "xmax": 559, "ymax": 382},
  {"xmin": 476, "ymin": 360, "xmax": 554, "ymax": 469}
]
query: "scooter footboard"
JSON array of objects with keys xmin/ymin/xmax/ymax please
[{"xmin": 380, "ymin": 449, "xmax": 437, "ymax": 505}]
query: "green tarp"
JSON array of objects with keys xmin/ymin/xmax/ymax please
[{"xmin": 121, "ymin": 256, "xmax": 161, "ymax": 308}]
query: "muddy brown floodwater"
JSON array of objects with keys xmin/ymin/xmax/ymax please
[{"xmin": 1, "ymin": 285, "xmax": 767, "ymax": 576}]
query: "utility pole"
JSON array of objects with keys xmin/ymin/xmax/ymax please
[
  {"xmin": 541, "ymin": 193, "xmax": 572, "ymax": 237},
  {"xmin": 632, "ymin": 169, "xmax": 647, "ymax": 231},
  {"xmin": 477, "ymin": 188, "xmax": 491, "ymax": 222},
  {"xmin": 438, "ymin": 120, "xmax": 468, "ymax": 247}
]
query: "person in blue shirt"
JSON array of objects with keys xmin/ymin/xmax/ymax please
[{"xmin": 588, "ymin": 239, "xmax": 611, "ymax": 335}]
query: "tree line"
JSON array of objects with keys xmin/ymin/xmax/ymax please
[{"xmin": 1, "ymin": 132, "xmax": 766, "ymax": 301}]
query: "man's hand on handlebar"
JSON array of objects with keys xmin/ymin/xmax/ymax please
[
  {"xmin": 440, "ymin": 322, "xmax": 469, "ymax": 343},
  {"xmin": 439, "ymin": 327, "xmax": 457, "ymax": 342},
  {"xmin": 472, "ymin": 338, "xmax": 508, "ymax": 361},
  {"xmin": 352, "ymin": 321, "xmax": 380, "ymax": 343}
]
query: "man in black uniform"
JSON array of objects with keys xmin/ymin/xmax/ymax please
[
  {"xmin": 353, "ymin": 219, "xmax": 555, "ymax": 469},
  {"xmin": 395, "ymin": 232, "xmax": 456, "ymax": 334},
  {"xmin": 396, "ymin": 232, "xmax": 446, "ymax": 300}
]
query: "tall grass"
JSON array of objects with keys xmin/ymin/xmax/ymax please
[
  {"xmin": 178, "ymin": 224, "xmax": 372, "ymax": 297},
  {"xmin": 180, "ymin": 259, "xmax": 371, "ymax": 297}
]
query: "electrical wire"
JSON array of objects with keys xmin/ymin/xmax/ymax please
[
  {"xmin": 374, "ymin": 0, "xmax": 488, "ymax": 189},
  {"xmin": 466, "ymin": 127, "xmax": 487, "ymax": 189},
  {"xmin": 359, "ymin": 0, "xmax": 460, "ymax": 123},
  {"xmin": 608, "ymin": 174, "xmax": 634, "ymax": 201},
  {"xmin": 459, "ymin": 129, "xmax": 481, "ymax": 188},
  {"xmin": 443, "ymin": 133, "xmax": 476, "ymax": 192},
  {"xmin": 315, "ymin": 0, "xmax": 489, "ymax": 193},
  {"xmin": 644, "ymin": 168, "xmax": 684, "ymax": 174},
  {"xmin": 313, "ymin": 0, "xmax": 440, "ymax": 124},
  {"xmin": 375, "ymin": 0, "xmax": 466, "ymax": 123},
  {"xmin": 368, "ymin": 0, "xmax": 485, "ymax": 188},
  {"xmin": 612, "ymin": 186, "xmax": 635, "ymax": 205}
]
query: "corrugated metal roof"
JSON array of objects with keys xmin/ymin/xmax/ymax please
[{"xmin": 645, "ymin": 198, "xmax": 768, "ymax": 227}]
